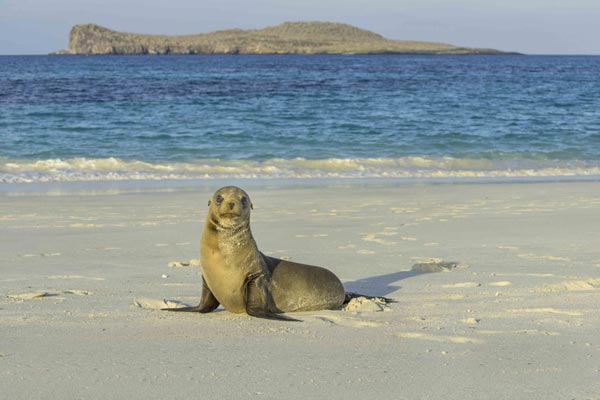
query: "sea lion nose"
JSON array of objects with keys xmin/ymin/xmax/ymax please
[{"xmin": 229, "ymin": 202, "xmax": 235, "ymax": 210}]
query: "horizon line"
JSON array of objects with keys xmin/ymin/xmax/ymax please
[{"xmin": 2, "ymin": 53, "xmax": 600, "ymax": 57}]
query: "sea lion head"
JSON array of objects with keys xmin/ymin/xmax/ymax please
[{"xmin": 208, "ymin": 186, "xmax": 253, "ymax": 229}]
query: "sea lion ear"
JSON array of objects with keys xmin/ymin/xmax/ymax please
[
  {"xmin": 208, "ymin": 200, "xmax": 211, "ymax": 207},
  {"xmin": 250, "ymin": 202, "xmax": 253, "ymax": 210}
]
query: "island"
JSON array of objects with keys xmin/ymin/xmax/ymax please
[{"xmin": 51, "ymin": 21, "xmax": 512, "ymax": 55}]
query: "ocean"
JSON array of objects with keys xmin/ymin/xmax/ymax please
[{"xmin": 1, "ymin": 54, "xmax": 599, "ymax": 183}]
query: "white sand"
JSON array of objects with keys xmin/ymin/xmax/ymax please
[{"xmin": 1, "ymin": 180, "xmax": 600, "ymax": 399}]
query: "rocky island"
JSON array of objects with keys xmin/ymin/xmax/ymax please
[{"xmin": 52, "ymin": 22, "xmax": 511, "ymax": 55}]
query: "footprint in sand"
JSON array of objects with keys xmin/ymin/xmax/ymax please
[
  {"xmin": 389, "ymin": 207, "xmax": 419, "ymax": 214},
  {"xmin": 134, "ymin": 298, "xmax": 190, "ymax": 310},
  {"xmin": 315, "ymin": 314, "xmax": 382, "ymax": 328},
  {"xmin": 21, "ymin": 252, "xmax": 62, "ymax": 258},
  {"xmin": 497, "ymin": 245, "xmax": 519, "ymax": 251},
  {"xmin": 541, "ymin": 279, "xmax": 600, "ymax": 292},
  {"xmin": 442, "ymin": 282, "xmax": 481, "ymax": 288},
  {"xmin": 47, "ymin": 275, "xmax": 105, "ymax": 281},
  {"xmin": 361, "ymin": 234, "xmax": 396, "ymax": 245},
  {"xmin": 517, "ymin": 253, "xmax": 571, "ymax": 262},
  {"xmin": 396, "ymin": 332, "xmax": 483, "ymax": 344},
  {"xmin": 476, "ymin": 329, "xmax": 560, "ymax": 337},
  {"xmin": 361, "ymin": 227, "xmax": 400, "ymax": 245},
  {"xmin": 7, "ymin": 292, "xmax": 58, "ymax": 300},
  {"xmin": 7, "ymin": 290, "xmax": 92, "ymax": 301},
  {"xmin": 64, "ymin": 290, "xmax": 93, "ymax": 296},
  {"xmin": 168, "ymin": 259, "xmax": 201, "ymax": 268},
  {"xmin": 411, "ymin": 260, "xmax": 460, "ymax": 273},
  {"xmin": 509, "ymin": 308, "xmax": 583, "ymax": 316},
  {"xmin": 295, "ymin": 233, "xmax": 329, "ymax": 238},
  {"xmin": 400, "ymin": 237, "xmax": 418, "ymax": 242},
  {"xmin": 488, "ymin": 281, "xmax": 512, "ymax": 287},
  {"xmin": 161, "ymin": 283, "xmax": 195, "ymax": 287},
  {"xmin": 356, "ymin": 249, "xmax": 376, "ymax": 255},
  {"xmin": 85, "ymin": 247, "xmax": 121, "ymax": 251},
  {"xmin": 70, "ymin": 223, "xmax": 107, "ymax": 228}
]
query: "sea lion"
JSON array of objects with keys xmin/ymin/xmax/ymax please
[{"xmin": 164, "ymin": 186, "xmax": 385, "ymax": 321}]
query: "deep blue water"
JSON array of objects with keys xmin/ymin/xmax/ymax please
[{"xmin": 1, "ymin": 54, "xmax": 599, "ymax": 182}]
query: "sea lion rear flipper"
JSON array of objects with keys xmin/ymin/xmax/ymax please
[
  {"xmin": 246, "ymin": 307, "xmax": 301, "ymax": 322},
  {"xmin": 162, "ymin": 278, "xmax": 220, "ymax": 313},
  {"xmin": 245, "ymin": 272, "xmax": 301, "ymax": 322}
]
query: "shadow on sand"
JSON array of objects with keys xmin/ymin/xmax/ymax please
[
  {"xmin": 343, "ymin": 261, "xmax": 459, "ymax": 298},
  {"xmin": 343, "ymin": 270, "xmax": 426, "ymax": 298}
]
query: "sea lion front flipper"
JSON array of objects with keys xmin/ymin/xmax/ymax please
[
  {"xmin": 244, "ymin": 273, "xmax": 301, "ymax": 322},
  {"xmin": 162, "ymin": 277, "xmax": 220, "ymax": 313}
]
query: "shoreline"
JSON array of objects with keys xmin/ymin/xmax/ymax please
[
  {"xmin": 1, "ymin": 174, "xmax": 599, "ymax": 195},
  {"xmin": 3, "ymin": 156, "xmax": 600, "ymax": 185}
]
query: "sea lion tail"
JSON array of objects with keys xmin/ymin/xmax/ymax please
[{"xmin": 344, "ymin": 292, "xmax": 397, "ymax": 304}]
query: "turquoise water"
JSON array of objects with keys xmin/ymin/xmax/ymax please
[{"xmin": 1, "ymin": 55, "xmax": 599, "ymax": 182}]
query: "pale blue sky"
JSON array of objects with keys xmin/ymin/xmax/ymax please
[{"xmin": 1, "ymin": 0, "xmax": 599, "ymax": 54}]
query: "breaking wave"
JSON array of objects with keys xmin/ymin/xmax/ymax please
[{"xmin": 2, "ymin": 157, "xmax": 600, "ymax": 183}]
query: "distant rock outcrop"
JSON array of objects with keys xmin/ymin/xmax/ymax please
[{"xmin": 52, "ymin": 22, "xmax": 511, "ymax": 55}]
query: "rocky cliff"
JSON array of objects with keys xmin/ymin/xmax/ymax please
[{"xmin": 52, "ymin": 22, "xmax": 510, "ymax": 55}]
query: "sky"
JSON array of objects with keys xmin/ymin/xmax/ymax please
[{"xmin": 1, "ymin": 0, "xmax": 599, "ymax": 55}]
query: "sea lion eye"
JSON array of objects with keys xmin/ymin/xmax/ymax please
[
  {"xmin": 215, "ymin": 195, "xmax": 224, "ymax": 205},
  {"xmin": 241, "ymin": 197, "xmax": 248, "ymax": 207}
]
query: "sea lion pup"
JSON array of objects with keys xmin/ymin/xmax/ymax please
[{"xmin": 164, "ymin": 186, "xmax": 389, "ymax": 321}]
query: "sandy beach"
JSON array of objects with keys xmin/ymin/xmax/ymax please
[{"xmin": 1, "ymin": 179, "xmax": 599, "ymax": 399}]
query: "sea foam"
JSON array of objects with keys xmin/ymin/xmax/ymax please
[{"xmin": 2, "ymin": 157, "xmax": 599, "ymax": 183}]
